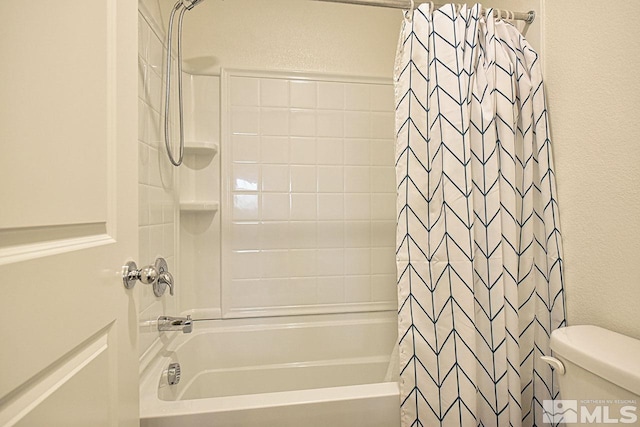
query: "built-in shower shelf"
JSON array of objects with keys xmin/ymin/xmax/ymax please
[
  {"xmin": 180, "ymin": 201, "xmax": 219, "ymax": 213},
  {"xmin": 184, "ymin": 141, "xmax": 218, "ymax": 156}
]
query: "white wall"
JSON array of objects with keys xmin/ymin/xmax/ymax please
[
  {"xmin": 168, "ymin": 0, "xmax": 402, "ymax": 77},
  {"xmin": 544, "ymin": 0, "xmax": 640, "ymax": 340}
]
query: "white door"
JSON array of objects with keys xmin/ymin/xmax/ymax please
[{"xmin": 0, "ymin": 1, "xmax": 139, "ymax": 426}]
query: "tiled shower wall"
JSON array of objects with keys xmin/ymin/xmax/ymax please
[
  {"xmin": 138, "ymin": 8, "xmax": 178, "ymax": 358},
  {"xmin": 224, "ymin": 72, "xmax": 397, "ymax": 316}
]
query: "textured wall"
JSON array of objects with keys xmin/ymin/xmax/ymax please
[
  {"xmin": 166, "ymin": 0, "xmax": 402, "ymax": 76},
  {"xmin": 544, "ymin": 0, "xmax": 640, "ymax": 339}
]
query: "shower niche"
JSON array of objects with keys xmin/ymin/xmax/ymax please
[{"xmin": 179, "ymin": 72, "xmax": 222, "ymax": 319}]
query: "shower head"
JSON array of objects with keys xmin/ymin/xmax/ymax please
[{"xmin": 181, "ymin": 0, "xmax": 204, "ymax": 10}]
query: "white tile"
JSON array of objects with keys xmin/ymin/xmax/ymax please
[
  {"xmin": 316, "ymin": 222, "xmax": 344, "ymax": 248},
  {"xmin": 290, "ymin": 193, "xmax": 317, "ymax": 220},
  {"xmin": 231, "ymin": 222, "xmax": 260, "ymax": 250},
  {"xmin": 232, "ymin": 163, "xmax": 260, "ymax": 191},
  {"xmin": 138, "ymin": 60, "xmax": 147, "ymax": 103},
  {"xmin": 289, "ymin": 249, "xmax": 318, "ymax": 277},
  {"xmin": 163, "ymin": 223, "xmax": 175, "ymax": 258},
  {"xmin": 371, "ymin": 193, "xmax": 396, "ymax": 220},
  {"xmin": 138, "ymin": 226, "xmax": 150, "ymax": 263},
  {"xmin": 261, "ymin": 165, "xmax": 290, "ymax": 192},
  {"xmin": 257, "ymin": 279, "xmax": 293, "ymax": 307},
  {"xmin": 147, "ymin": 32, "xmax": 164, "ymax": 76},
  {"xmin": 318, "ymin": 82, "xmax": 345, "ymax": 110},
  {"xmin": 344, "ymin": 276, "xmax": 371, "ymax": 302},
  {"xmin": 345, "ymin": 83, "xmax": 371, "ymax": 111},
  {"xmin": 344, "ymin": 112, "xmax": 371, "ymax": 138},
  {"xmin": 372, "ymin": 274, "xmax": 397, "ymax": 302},
  {"xmin": 149, "ymin": 224, "xmax": 163, "ymax": 260},
  {"xmin": 370, "ymin": 166, "xmax": 396, "ymax": 193},
  {"xmin": 138, "ymin": 15, "xmax": 149, "ymax": 63},
  {"xmin": 344, "ymin": 139, "xmax": 371, "ymax": 166},
  {"xmin": 290, "ymin": 137, "xmax": 317, "ymax": 165},
  {"xmin": 261, "ymin": 250, "xmax": 290, "ymax": 278},
  {"xmin": 147, "ymin": 70, "xmax": 162, "ymax": 113},
  {"xmin": 231, "ymin": 107, "xmax": 260, "ymax": 135},
  {"xmin": 230, "ymin": 76, "xmax": 260, "ymax": 106},
  {"xmin": 138, "ymin": 184, "xmax": 149, "ymax": 226},
  {"xmin": 344, "ymin": 248, "xmax": 371, "ymax": 275},
  {"xmin": 370, "ymin": 139, "xmax": 395, "ymax": 166},
  {"xmin": 260, "ymin": 222, "xmax": 290, "ymax": 250},
  {"xmin": 149, "ymin": 187, "xmax": 163, "ymax": 225},
  {"xmin": 147, "ymin": 109, "xmax": 162, "ymax": 148},
  {"xmin": 290, "ymin": 80, "xmax": 317, "ymax": 108},
  {"xmin": 162, "ymin": 195, "xmax": 175, "ymax": 225},
  {"xmin": 138, "ymin": 142, "xmax": 150, "ymax": 185},
  {"xmin": 260, "ymin": 78, "xmax": 289, "ymax": 107},
  {"xmin": 317, "ymin": 249, "xmax": 345, "ymax": 276},
  {"xmin": 344, "ymin": 194, "xmax": 370, "ymax": 220},
  {"xmin": 344, "ymin": 221, "xmax": 371, "ymax": 248},
  {"xmin": 230, "ymin": 279, "xmax": 268, "ymax": 308},
  {"xmin": 317, "ymin": 277, "xmax": 345, "ymax": 304},
  {"xmin": 232, "ymin": 250, "xmax": 261, "ymax": 279},
  {"xmin": 316, "ymin": 138, "xmax": 344, "ymax": 165},
  {"xmin": 316, "ymin": 111, "xmax": 344, "ymax": 137},
  {"xmin": 317, "ymin": 194, "xmax": 344, "ymax": 221},
  {"xmin": 344, "ymin": 166, "xmax": 370, "ymax": 193},
  {"xmin": 290, "ymin": 165, "xmax": 317, "ymax": 192},
  {"xmin": 290, "ymin": 109, "xmax": 316, "ymax": 137},
  {"xmin": 261, "ymin": 136, "xmax": 289, "ymax": 164},
  {"xmin": 233, "ymin": 194, "xmax": 259, "ymax": 220},
  {"xmin": 289, "ymin": 277, "xmax": 318, "ymax": 305},
  {"xmin": 232, "ymin": 135, "xmax": 260, "ymax": 163},
  {"xmin": 289, "ymin": 221, "xmax": 317, "ymax": 249},
  {"xmin": 317, "ymin": 166, "xmax": 344, "ymax": 192},
  {"xmin": 261, "ymin": 108, "xmax": 289, "ymax": 136},
  {"xmin": 371, "ymin": 112, "xmax": 395, "ymax": 139},
  {"xmin": 261, "ymin": 193, "xmax": 290, "ymax": 220},
  {"xmin": 138, "ymin": 98, "xmax": 148, "ymax": 141},
  {"xmin": 370, "ymin": 84, "xmax": 395, "ymax": 112},
  {"xmin": 371, "ymin": 220, "xmax": 396, "ymax": 247},
  {"xmin": 371, "ymin": 247, "xmax": 397, "ymax": 275}
]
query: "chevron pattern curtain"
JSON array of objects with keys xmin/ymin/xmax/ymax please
[{"xmin": 394, "ymin": 4, "xmax": 565, "ymax": 426}]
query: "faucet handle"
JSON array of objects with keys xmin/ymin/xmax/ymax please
[
  {"xmin": 151, "ymin": 257, "xmax": 175, "ymax": 297},
  {"xmin": 158, "ymin": 271, "xmax": 174, "ymax": 296}
]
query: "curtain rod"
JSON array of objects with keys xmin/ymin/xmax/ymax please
[{"xmin": 313, "ymin": 0, "xmax": 536, "ymax": 24}]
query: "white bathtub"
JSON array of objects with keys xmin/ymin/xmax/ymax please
[{"xmin": 140, "ymin": 311, "xmax": 400, "ymax": 427}]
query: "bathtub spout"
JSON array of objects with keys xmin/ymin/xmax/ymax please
[{"xmin": 158, "ymin": 315, "xmax": 193, "ymax": 333}]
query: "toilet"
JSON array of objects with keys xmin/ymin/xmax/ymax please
[{"xmin": 542, "ymin": 325, "xmax": 640, "ymax": 426}]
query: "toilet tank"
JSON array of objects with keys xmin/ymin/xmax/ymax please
[{"xmin": 548, "ymin": 325, "xmax": 640, "ymax": 425}]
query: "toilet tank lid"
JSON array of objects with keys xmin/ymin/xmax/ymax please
[{"xmin": 550, "ymin": 325, "xmax": 640, "ymax": 397}]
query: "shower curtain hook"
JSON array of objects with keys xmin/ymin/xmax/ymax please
[
  {"xmin": 494, "ymin": 8, "xmax": 502, "ymax": 21},
  {"xmin": 405, "ymin": 0, "xmax": 415, "ymax": 21}
]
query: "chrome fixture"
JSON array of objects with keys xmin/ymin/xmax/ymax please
[
  {"xmin": 122, "ymin": 257, "xmax": 175, "ymax": 297},
  {"xmin": 153, "ymin": 257, "xmax": 175, "ymax": 297},
  {"xmin": 166, "ymin": 362, "xmax": 181, "ymax": 385},
  {"xmin": 158, "ymin": 315, "xmax": 193, "ymax": 334},
  {"xmin": 164, "ymin": 0, "xmax": 205, "ymax": 166}
]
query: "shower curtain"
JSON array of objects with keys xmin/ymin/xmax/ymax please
[{"xmin": 394, "ymin": 4, "xmax": 565, "ymax": 426}]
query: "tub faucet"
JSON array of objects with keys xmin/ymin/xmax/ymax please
[{"xmin": 158, "ymin": 315, "xmax": 193, "ymax": 334}]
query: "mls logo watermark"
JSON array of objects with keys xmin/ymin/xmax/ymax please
[
  {"xmin": 543, "ymin": 400, "xmax": 578, "ymax": 423},
  {"xmin": 543, "ymin": 399, "xmax": 638, "ymax": 424}
]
